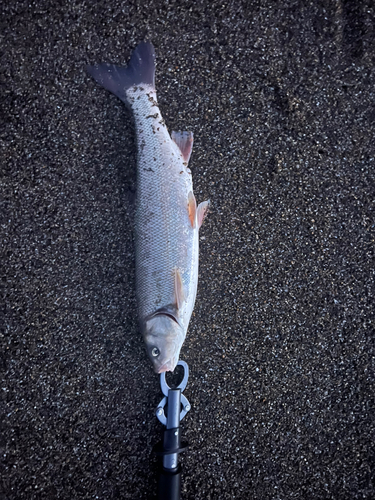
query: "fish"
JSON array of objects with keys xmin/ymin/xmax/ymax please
[{"xmin": 87, "ymin": 42, "xmax": 209, "ymax": 373}]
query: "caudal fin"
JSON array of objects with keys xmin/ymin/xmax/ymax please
[{"xmin": 87, "ymin": 42, "xmax": 156, "ymax": 104}]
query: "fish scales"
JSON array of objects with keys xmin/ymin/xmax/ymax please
[
  {"xmin": 87, "ymin": 42, "xmax": 209, "ymax": 372},
  {"xmin": 129, "ymin": 85, "xmax": 197, "ymax": 321}
]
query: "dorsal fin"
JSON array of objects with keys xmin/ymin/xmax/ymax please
[
  {"xmin": 197, "ymin": 200, "xmax": 210, "ymax": 228},
  {"xmin": 171, "ymin": 131, "xmax": 194, "ymax": 163}
]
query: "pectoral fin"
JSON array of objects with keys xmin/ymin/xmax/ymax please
[
  {"xmin": 173, "ymin": 268, "xmax": 185, "ymax": 310},
  {"xmin": 171, "ymin": 131, "xmax": 194, "ymax": 163},
  {"xmin": 197, "ymin": 200, "xmax": 210, "ymax": 228}
]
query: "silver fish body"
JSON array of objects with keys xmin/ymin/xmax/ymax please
[{"xmin": 88, "ymin": 43, "xmax": 209, "ymax": 372}]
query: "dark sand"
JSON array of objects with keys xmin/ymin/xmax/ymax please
[{"xmin": 1, "ymin": 1, "xmax": 374, "ymax": 498}]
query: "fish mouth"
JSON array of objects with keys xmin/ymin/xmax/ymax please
[{"xmin": 156, "ymin": 360, "xmax": 175, "ymax": 374}]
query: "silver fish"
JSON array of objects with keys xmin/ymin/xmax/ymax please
[{"xmin": 88, "ymin": 42, "xmax": 209, "ymax": 373}]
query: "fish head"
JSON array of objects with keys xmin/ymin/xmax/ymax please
[{"xmin": 143, "ymin": 314, "xmax": 185, "ymax": 373}]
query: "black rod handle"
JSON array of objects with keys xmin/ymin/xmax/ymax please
[{"xmin": 157, "ymin": 465, "xmax": 181, "ymax": 500}]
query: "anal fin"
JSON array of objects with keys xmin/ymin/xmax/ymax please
[{"xmin": 171, "ymin": 131, "xmax": 194, "ymax": 163}]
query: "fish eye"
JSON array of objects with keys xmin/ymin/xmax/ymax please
[{"xmin": 151, "ymin": 347, "xmax": 160, "ymax": 357}]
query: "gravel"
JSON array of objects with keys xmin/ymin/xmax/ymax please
[{"xmin": 1, "ymin": 1, "xmax": 374, "ymax": 498}]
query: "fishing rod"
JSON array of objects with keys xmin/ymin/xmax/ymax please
[{"xmin": 153, "ymin": 361, "xmax": 190, "ymax": 500}]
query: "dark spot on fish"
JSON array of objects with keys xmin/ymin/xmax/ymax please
[
  {"xmin": 157, "ymin": 127, "xmax": 160, "ymax": 131},
  {"xmin": 180, "ymin": 171, "xmax": 184, "ymax": 174},
  {"xmin": 154, "ymin": 158, "xmax": 157, "ymax": 161},
  {"xmin": 148, "ymin": 95, "xmax": 159, "ymax": 107},
  {"xmin": 140, "ymin": 87, "xmax": 144, "ymax": 91},
  {"xmin": 143, "ymin": 167, "xmax": 154, "ymax": 172},
  {"xmin": 146, "ymin": 113, "xmax": 159, "ymax": 119},
  {"xmin": 183, "ymin": 162, "xmax": 188, "ymax": 166}
]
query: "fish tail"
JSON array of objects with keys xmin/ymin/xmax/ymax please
[{"xmin": 87, "ymin": 42, "xmax": 156, "ymax": 104}]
